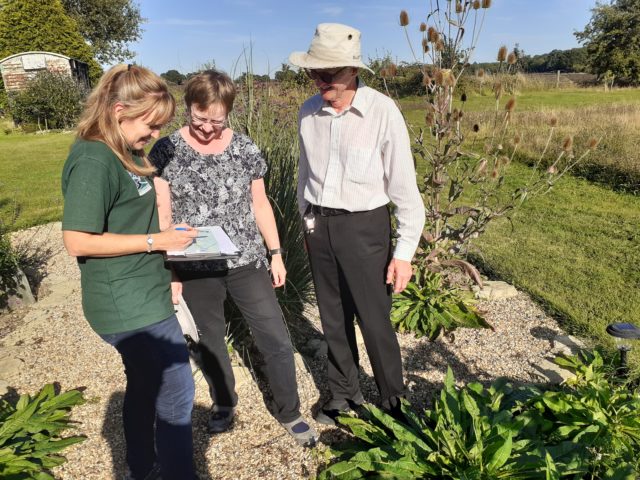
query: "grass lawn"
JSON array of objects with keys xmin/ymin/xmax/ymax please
[{"xmin": 0, "ymin": 132, "xmax": 74, "ymax": 230}]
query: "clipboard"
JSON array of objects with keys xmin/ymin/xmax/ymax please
[{"xmin": 165, "ymin": 226, "xmax": 240, "ymax": 262}]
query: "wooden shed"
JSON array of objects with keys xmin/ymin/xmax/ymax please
[{"xmin": 0, "ymin": 51, "xmax": 90, "ymax": 92}]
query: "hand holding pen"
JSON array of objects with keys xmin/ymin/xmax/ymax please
[{"xmin": 154, "ymin": 223, "xmax": 199, "ymax": 251}]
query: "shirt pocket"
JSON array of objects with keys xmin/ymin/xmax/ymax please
[{"xmin": 344, "ymin": 147, "xmax": 382, "ymax": 185}]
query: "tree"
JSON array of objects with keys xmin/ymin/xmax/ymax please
[
  {"xmin": 161, "ymin": 69, "xmax": 186, "ymax": 85},
  {"xmin": 576, "ymin": 0, "xmax": 640, "ymax": 84},
  {"xmin": 61, "ymin": 0, "xmax": 144, "ymax": 64},
  {"xmin": 0, "ymin": 0, "xmax": 102, "ymax": 82}
]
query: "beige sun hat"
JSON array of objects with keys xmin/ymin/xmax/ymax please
[{"xmin": 289, "ymin": 23, "xmax": 374, "ymax": 73}]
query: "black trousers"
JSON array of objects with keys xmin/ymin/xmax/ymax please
[
  {"xmin": 178, "ymin": 264, "xmax": 301, "ymax": 424},
  {"xmin": 305, "ymin": 205, "xmax": 405, "ymax": 410}
]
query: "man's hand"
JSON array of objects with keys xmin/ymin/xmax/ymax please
[
  {"xmin": 270, "ymin": 255, "xmax": 287, "ymax": 288},
  {"xmin": 386, "ymin": 258, "xmax": 413, "ymax": 294}
]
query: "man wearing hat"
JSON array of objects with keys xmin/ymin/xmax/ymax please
[{"xmin": 289, "ymin": 23, "xmax": 425, "ymax": 424}]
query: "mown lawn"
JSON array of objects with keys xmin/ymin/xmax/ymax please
[{"xmin": 0, "ymin": 132, "xmax": 74, "ymax": 230}]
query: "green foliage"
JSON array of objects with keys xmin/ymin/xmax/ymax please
[
  {"xmin": 319, "ymin": 352, "xmax": 640, "ymax": 479},
  {"xmin": 0, "ymin": 384, "xmax": 86, "ymax": 479},
  {"xmin": 0, "ymin": 0, "xmax": 101, "ymax": 82},
  {"xmin": 9, "ymin": 70, "xmax": 87, "ymax": 129},
  {"xmin": 576, "ymin": 0, "xmax": 640, "ymax": 85},
  {"xmin": 0, "ymin": 218, "xmax": 19, "ymax": 307},
  {"xmin": 160, "ymin": 69, "xmax": 186, "ymax": 85},
  {"xmin": 391, "ymin": 270, "xmax": 490, "ymax": 340},
  {"xmin": 61, "ymin": 0, "xmax": 144, "ymax": 64}
]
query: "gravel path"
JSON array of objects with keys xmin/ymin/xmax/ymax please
[{"xmin": 1, "ymin": 223, "xmax": 569, "ymax": 479}]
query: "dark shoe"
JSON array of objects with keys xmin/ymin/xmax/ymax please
[
  {"xmin": 208, "ymin": 407, "xmax": 235, "ymax": 434},
  {"xmin": 280, "ymin": 416, "xmax": 318, "ymax": 447},
  {"xmin": 314, "ymin": 399, "xmax": 364, "ymax": 426}
]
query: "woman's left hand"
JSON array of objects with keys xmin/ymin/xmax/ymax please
[{"xmin": 270, "ymin": 255, "xmax": 287, "ymax": 288}]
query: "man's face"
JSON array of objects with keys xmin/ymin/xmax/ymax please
[{"xmin": 307, "ymin": 67, "xmax": 358, "ymax": 104}]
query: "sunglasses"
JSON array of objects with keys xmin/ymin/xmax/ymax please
[{"xmin": 305, "ymin": 67, "xmax": 350, "ymax": 84}]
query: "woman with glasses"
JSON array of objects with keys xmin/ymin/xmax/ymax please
[{"xmin": 149, "ymin": 70, "xmax": 318, "ymax": 448}]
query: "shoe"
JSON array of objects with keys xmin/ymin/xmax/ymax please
[
  {"xmin": 280, "ymin": 416, "xmax": 318, "ymax": 448},
  {"xmin": 314, "ymin": 398, "xmax": 364, "ymax": 426},
  {"xmin": 208, "ymin": 407, "xmax": 235, "ymax": 434}
]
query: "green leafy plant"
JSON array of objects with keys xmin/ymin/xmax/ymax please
[
  {"xmin": 0, "ymin": 219, "xmax": 20, "ymax": 308},
  {"xmin": 391, "ymin": 269, "xmax": 491, "ymax": 339},
  {"xmin": 319, "ymin": 352, "xmax": 639, "ymax": 479},
  {"xmin": 0, "ymin": 384, "xmax": 86, "ymax": 479}
]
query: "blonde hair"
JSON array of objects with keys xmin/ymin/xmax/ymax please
[
  {"xmin": 184, "ymin": 70, "xmax": 236, "ymax": 114},
  {"xmin": 76, "ymin": 64, "xmax": 175, "ymax": 176}
]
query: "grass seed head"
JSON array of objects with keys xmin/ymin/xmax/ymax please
[
  {"xmin": 497, "ymin": 45, "xmax": 508, "ymax": 63},
  {"xmin": 400, "ymin": 10, "xmax": 409, "ymax": 26},
  {"xmin": 562, "ymin": 136, "xmax": 573, "ymax": 152},
  {"xmin": 549, "ymin": 116, "xmax": 558, "ymax": 127},
  {"xmin": 419, "ymin": 22, "xmax": 427, "ymax": 32},
  {"xmin": 473, "ymin": 0, "xmax": 481, "ymax": 9},
  {"xmin": 513, "ymin": 133, "xmax": 521, "ymax": 145},
  {"xmin": 482, "ymin": 0, "xmax": 492, "ymax": 8},
  {"xmin": 587, "ymin": 137, "xmax": 599, "ymax": 150}
]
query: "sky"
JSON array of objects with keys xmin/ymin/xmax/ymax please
[{"xmin": 129, "ymin": 0, "xmax": 597, "ymax": 77}]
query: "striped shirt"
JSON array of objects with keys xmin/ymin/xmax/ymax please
[{"xmin": 297, "ymin": 80, "xmax": 425, "ymax": 261}]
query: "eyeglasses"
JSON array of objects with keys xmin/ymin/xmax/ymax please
[
  {"xmin": 189, "ymin": 110, "xmax": 226, "ymax": 128},
  {"xmin": 305, "ymin": 67, "xmax": 350, "ymax": 84}
]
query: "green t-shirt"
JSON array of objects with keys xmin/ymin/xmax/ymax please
[{"xmin": 61, "ymin": 139, "xmax": 173, "ymax": 334}]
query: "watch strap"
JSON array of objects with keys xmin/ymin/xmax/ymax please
[{"xmin": 269, "ymin": 247, "xmax": 285, "ymax": 256}]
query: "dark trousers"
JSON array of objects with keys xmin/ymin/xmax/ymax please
[
  {"xmin": 100, "ymin": 314, "xmax": 196, "ymax": 480},
  {"xmin": 179, "ymin": 264, "xmax": 301, "ymax": 423},
  {"xmin": 305, "ymin": 205, "xmax": 405, "ymax": 410}
]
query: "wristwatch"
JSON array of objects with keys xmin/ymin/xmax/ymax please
[
  {"xmin": 146, "ymin": 234, "xmax": 154, "ymax": 253},
  {"xmin": 269, "ymin": 247, "xmax": 285, "ymax": 256}
]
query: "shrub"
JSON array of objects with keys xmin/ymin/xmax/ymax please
[
  {"xmin": 0, "ymin": 384, "xmax": 86, "ymax": 479},
  {"xmin": 10, "ymin": 71, "xmax": 88, "ymax": 130},
  {"xmin": 0, "ymin": 221, "xmax": 19, "ymax": 308}
]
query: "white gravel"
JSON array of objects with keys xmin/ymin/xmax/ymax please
[{"xmin": 0, "ymin": 222, "xmax": 569, "ymax": 479}]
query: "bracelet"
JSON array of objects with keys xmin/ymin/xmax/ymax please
[{"xmin": 269, "ymin": 247, "xmax": 285, "ymax": 256}]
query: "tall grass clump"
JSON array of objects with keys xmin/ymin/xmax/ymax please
[{"xmin": 230, "ymin": 64, "xmax": 316, "ymax": 324}]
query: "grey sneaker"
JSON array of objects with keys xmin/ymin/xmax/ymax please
[
  {"xmin": 208, "ymin": 407, "xmax": 235, "ymax": 434},
  {"xmin": 280, "ymin": 416, "xmax": 318, "ymax": 448}
]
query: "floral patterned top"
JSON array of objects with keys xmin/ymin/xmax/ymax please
[{"xmin": 149, "ymin": 130, "xmax": 268, "ymax": 272}]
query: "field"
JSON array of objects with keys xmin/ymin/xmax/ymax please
[{"xmin": 1, "ymin": 86, "xmax": 640, "ymax": 373}]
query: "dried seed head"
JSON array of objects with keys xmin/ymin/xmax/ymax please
[
  {"xmin": 425, "ymin": 112, "xmax": 435, "ymax": 126},
  {"xmin": 427, "ymin": 26, "xmax": 439, "ymax": 43},
  {"xmin": 476, "ymin": 158, "xmax": 488, "ymax": 175},
  {"xmin": 484, "ymin": 143, "xmax": 492, "ymax": 154},
  {"xmin": 461, "ymin": 92, "xmax": 467, "ymax": 102},
  {"xmin": 422, "ymin": 38, "xmax": 430, "ymax": 53},
  {"xmin": 458, "ymin": 110, "xmax": 464, "ymax": 119},
  {"xmin": 497, "ymin": 143, "xmax": 503, "ymax": 151},
  {"xmin": 419, "ymin": 22, "xmax": 427, "ymax": 32},
  {"xmin": 387, "ymin": 63, "xmax": 398, "ymax": 77},
  {"xmin": 380, "ymin": 68, "xmax": 388, "ymax": 78},
  {"xmin": 400, "ymin": 10, "xmax": 409, "ymax": 26},
  {"xmin": 562, "ymin": 136, "xmax": 573, "ymax": 152},
  {"xmin": 434, "ymin": 69, "xmax": 444, "ymax": 86},
  {"xmin": 499, "ymin": 155, "xmax": 510, "ymax": 166},
  {"xmin": 507, "ymin": 51, "xmax": 517, "ymax": 65},
  {"xmin": 491, "ymin": 168, "xmax": 499, "ymax": 178},
  {"xmin": 482, "ymin": 0, "xmax": 492, "ymax": 8},
  {"xmin": 493, "ymin": 81, "xmax": 503, "ymax": 100},
  {"xmin": 436, "ymin": 39, "xmax": 445, "ymax": 52},
  {"xmin": 505, "ymin": 96, "xmax": 516, "ymax": 112},
  {"xmin": 456, "ymin": 1, "xmax": 463, "ymax": 13},
  {"xmin": 476, "ymin": 68, "xmax": 485, "ymax": 78},
  {"xmin": 547, "ymin": 165, "xmax": 558, "ymax": 174},
  {"xmin": 497, "ymin": 45, "xmax": 508, "ymax": 62},
  {"xmin": 422, "ymin": 73, "xmax": 432, "ymax": 86},
  {"xmin": 549, "ymin": 116, "xmax": 558, "ymax": 127},
  {"xmin": 473, "ymin": 0, "xmax": 481, "ymax": 9},
  {"xmin": 587, "ymin": 137, "xmax": 599, "ymax": 150},
  {"xmin": 473, "ymin": 123, "xmax": 480, "ymax": 133},
  {"xmin": 513, "ymin": 133, "xmax": 521, "ymax": 145}
]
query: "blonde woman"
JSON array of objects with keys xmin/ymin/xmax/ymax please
[
  {"xmin": 150, "ymin": 70, "xmax": 318, "ymax": 447},
  {"xmin": 61, "ymin": 64, "xmax": 198, "ymax": 480}
]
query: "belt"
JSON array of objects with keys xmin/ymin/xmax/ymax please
[{"xmin": 310, "ymin": 204, "xmax": 352, "ymax": 216}]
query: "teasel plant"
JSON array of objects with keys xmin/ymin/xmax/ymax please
[{"xmin": 392, "ymin": 2, "xmax": 599, "ymax": 285}]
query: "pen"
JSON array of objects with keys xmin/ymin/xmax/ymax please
[{"xmin": 175, "ymin": 227, "xmax": 188, "ymax": 231}]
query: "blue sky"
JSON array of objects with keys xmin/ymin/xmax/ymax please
[{"xmin": 130, "ymin": 0, "xmax": 596, "ymax": 77}]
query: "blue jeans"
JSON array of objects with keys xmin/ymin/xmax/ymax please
[{"xmin": 101, "ymin": 314, "xmax": 195, "ymax": 480}]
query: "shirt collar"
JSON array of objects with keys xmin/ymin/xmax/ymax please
[{"xmin": 316, "ymin": 78, "xmax": 370, "ymax": 117}]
